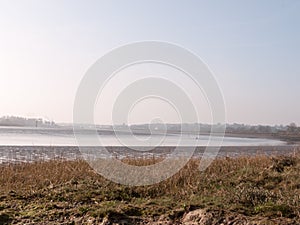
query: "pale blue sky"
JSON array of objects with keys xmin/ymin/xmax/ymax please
[{"xmin": 0, "ymin": 0, "xmax": 299, "ymax": 125}]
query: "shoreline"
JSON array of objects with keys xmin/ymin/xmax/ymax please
[{"xmin": 0, "ymin": 145, "xmax": 299, "ymax": 165}]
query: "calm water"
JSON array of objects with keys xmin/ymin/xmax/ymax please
[{"xmin": 0, "ymin": 126, "xmax": 284, "ymax": 147}]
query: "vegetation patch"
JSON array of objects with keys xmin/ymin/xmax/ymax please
[{"xmin": 0, "ymin": 151, "xmax": 299, "ymax": 224}]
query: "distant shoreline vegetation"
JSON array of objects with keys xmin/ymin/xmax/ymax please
[{"xmin": 0, "ymin": 116, "xmax": 56, "ymax": 128}]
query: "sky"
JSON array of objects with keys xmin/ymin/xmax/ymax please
[{"xmin": 0, "ymin": 0, "xmax": 300, "ymax": 125}]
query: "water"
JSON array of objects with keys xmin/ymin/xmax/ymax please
[
  {"xmin": 0, "ymin": 126, "xmax": 292, "ymax": 164},
  {"xmin": 0, "ymin": 126, "xmax": 284, "ymax": 147}
]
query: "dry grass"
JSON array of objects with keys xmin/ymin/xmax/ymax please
[{"xmin": 0, "ymin": 152, "xmax": 299, "ymax": 224}]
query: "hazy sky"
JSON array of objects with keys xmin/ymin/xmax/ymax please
[{"xmin": 0, "ymin": 0, "xmax": 300, "ymax": 125}]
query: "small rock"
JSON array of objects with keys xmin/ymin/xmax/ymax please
[{"xmin": 182, "ymin": 209, "xmax": 213, "ymax": 225}]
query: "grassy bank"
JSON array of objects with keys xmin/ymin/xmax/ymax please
[{"xmin": 0, "ymin": 152, "xmax": 299, "ymax": 224}]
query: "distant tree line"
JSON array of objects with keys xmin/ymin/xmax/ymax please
[
  {"xmin": 225, "ymin": 123, "xmax": 286, "ymax": 134},
  {"xmin": 126, "ymin": 123, "xmax": 293, "ymax": 135},
  {"xmin": 0, "ymin": 116, "xmax": 56, "ymax": 127}
]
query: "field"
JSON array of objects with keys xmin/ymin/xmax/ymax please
[{"xmin": 0, "ymin": 150, "xmax": 300, "ymax": 224}]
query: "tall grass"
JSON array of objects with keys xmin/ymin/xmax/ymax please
[{"xmin": 0, "ymin": 151, "xmax": 299, "ymax": 223}]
